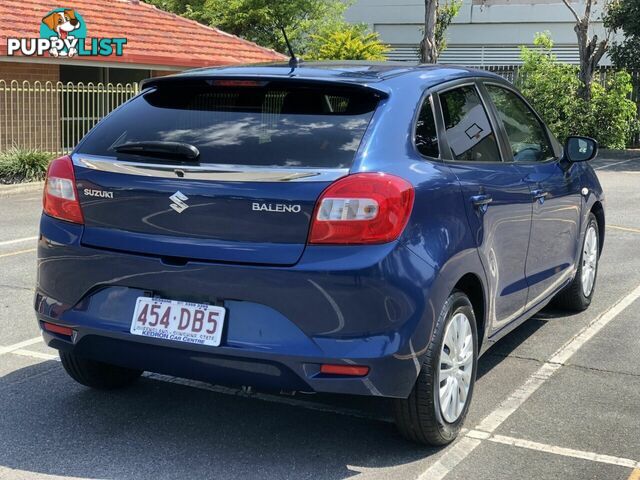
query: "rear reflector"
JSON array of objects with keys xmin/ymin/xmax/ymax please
[
  {"xmin": 43, "ymin": 155, "xmax": 84, "ymax": 224},
  {"xmin": 309, "ymin": 173, "xmax": 414, "ymax": 245},
  {"xmin": 320, "ymin": 364, "xmax": 370, "ymax": 377},
  {"xmin": 42, "ymin": 322, "xmax": 73, "ymax": 336}
]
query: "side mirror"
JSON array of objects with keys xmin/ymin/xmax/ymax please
[{"xmin": 564, "ymin": 136, "xmax": 598, "ymax": 163}]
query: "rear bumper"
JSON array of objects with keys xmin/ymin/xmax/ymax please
[{"xmin": 36, "ymin": 214, "xmax": 439, "ymax": 398}]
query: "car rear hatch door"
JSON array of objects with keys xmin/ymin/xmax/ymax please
[{"xmin": 72, "ymin": 78, "xmax": 381, "ymax": 265}]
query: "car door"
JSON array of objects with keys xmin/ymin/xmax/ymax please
[
  {"xmin": 482, "ymin": 82, "xmax": 583, "ymax": 310},
  {"xmin": 433, "ymin": 82, "xmax": 533, "ymax": 332}
]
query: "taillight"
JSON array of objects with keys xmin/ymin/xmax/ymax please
[
  {"xmin": 308, "ymin": 173, "xmax": 414, "ymax": 245},
  {"xmin": 43, "ymin": 155, "xmax": 84, "ymax": 224}
]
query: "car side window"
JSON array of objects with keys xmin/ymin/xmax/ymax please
[
  {"xmin": 439, "ymin": 85, "xmax": 502, "ymax": 162},
  {"xmin": 486, "ymin": 85, "xmax": 555, "ymax": 162},
  {"xmin": 414, "ymin": 96, "xmax": 440, "ymax": 158}
]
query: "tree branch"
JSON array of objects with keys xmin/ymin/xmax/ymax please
[
  {"xmin": 584, "ymin": 0, "xmax": 593, "ymax": 22},
  {"xmin": 562, "ymin": 0, "xmax": 580, "ymax": 22},
  {"xmin": 590, "ymin": 38, "xmax": 609, "ymax": 67}
]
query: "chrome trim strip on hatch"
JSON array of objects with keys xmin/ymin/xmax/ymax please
[{"xmin": 71, "ymin": 154, "xmax": 349, "ymax": 183}]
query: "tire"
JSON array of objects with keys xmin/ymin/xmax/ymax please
[
  {"xmin": 554, "ymin": 213, "xmax": 600, "ymax": 312},
  {"xmin": 393, "ymin": 291, "xmax": 478, "ymax": 446},
  {"xmin": 60, "ymin": 351, "xmax": 143, "ymax": 390}
]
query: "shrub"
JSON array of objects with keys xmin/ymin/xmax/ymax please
[
  {"xmin": 516, "ymin": 33, "xmax": 638, "ymax": 149},
  {"xmin": 307, "ymin": 25, "xmax": 389, "ymax": 61},
  {"xmin": 587, "ymin": 72, "xmax": 639, "ymax": 150},
  {"xmin": 0, "ymin": 147, "xmax": 53, "ymax": 183}
]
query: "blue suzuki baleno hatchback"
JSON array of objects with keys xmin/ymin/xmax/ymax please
[{"xmin": 36, "ymin": 62, "xmax": 604, "ymax": 445}]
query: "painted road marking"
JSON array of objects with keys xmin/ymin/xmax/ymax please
[
  {"xmin": 0, "ymin": 248, "xmax": 36, "ymax": 259},
  {"xmin": 0, "ymin": 236, "xmax": 37, "ymax": 247},
  {"xmin": 420, "ymin": 283, "xmax": 640, "ymax": 480},
  {"xmin": 594, "ymin": 158, "xmax": 639, "ymax": 170},
  {"xmin": 609, "ymin": 225, "xmax": 640, "ymax": 234},
  {"xmin": 10, "ymin": 346, "xmax": 640, "ymax": 475},
  {"xmin": 417, "ymin": 437, "xmax": 482, "ymax": 480},
  {"xmin": 487, "ymin": 434, "xmax": 640, "ymax": 470},
  {"xmin": 11, "ymin": 348, "xmax": 58, "ymax": 361},
  {"xmin": 0, "ymin": 337, "xmax": 42, "ymax": 356}
]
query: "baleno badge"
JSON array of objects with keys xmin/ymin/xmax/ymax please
[{"xmin": 252, "ymin": 202, "xmax": 301, "ymax": 213}]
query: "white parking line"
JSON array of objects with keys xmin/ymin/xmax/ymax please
[
  {"xmin": 9, "ymin": 341, "xmax": 640, "ymax": 474},
  {"xmin": 0, "ymin": 236, "xmax": 38, "ymax": 247},
  {"xmin": 0, "ymin": 336, "xmax": 42, "ymax": 356},
  {"xmin": 594, "ymin": 158, "xmax": 639, "ymax": 170},
  {"xmin": 417, "ymin": 437, "xmax": 482, "ymax": 480},
  {"xmin": 487, "ymin": 434, "xmax": 640, "ymax": 470},
  {"xmin": 11, "ymin": 348, "xmax": 57, "ymax": 361},
  {"xmin": 420, "ymin": 283, "xmax": 640, "ymax": 479},
  {"xmin": 9, "ymin": 286, "xmax": 640, "ymax": 477},
  {"xmin": 609, "ymin": 225, "xmax": 640, "ymax": 235},
  {"xmin": 0, "ymin": 248, "xmax": 36, "ymax": 259}
]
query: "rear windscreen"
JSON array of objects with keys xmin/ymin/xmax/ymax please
[{"xmin": 76, "ymin": 81, "xmax": 380, "ymax": 169}]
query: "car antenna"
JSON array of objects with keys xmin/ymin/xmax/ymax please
[{"xmin": 279, "ymin": 24, "xmax": 301, "ymax": 71}]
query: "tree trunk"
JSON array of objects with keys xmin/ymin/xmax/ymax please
[
  {"xmin": 575, "ymin": 18, "xmax": 593, "ymax": 102},
  {"xmin": 421, "ymin": 0, "xmax": 438, "ymax": 63},
  {"xmin": 563, "ymin": 0, "xmax": 609, "ymax": 102}
]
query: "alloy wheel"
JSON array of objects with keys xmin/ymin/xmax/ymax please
[
  {"xmin": 581, "ymin": 225, "xmax": 598, "ymax": 297},
  {"xmin": 438, "ymin": 312, "xmax": 474, "ymax": 423}
]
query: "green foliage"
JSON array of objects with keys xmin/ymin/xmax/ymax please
[
  {"xmin": 436, "ymin": 1, "xmax": 463, "ymax": 53},
  {"xmin": 0, "ymin": 147, "xmax": 53, "ymax": 183},
  {"xmin": 517, "ymin": 33, "xmax": 638, "ymax": 149},
  {"xmin": 144, "ymin": 0, "xmax": 349, "ymax": 55},
  {"xmin": 307, "ymin": 25, "xmax": 389, "ymax": 60},
  {"xmin": 604, "ymin": 0, "xmax": 640, "ymax": 70}
]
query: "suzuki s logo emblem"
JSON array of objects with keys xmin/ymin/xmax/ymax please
[{"xmin": 169, "ymin": 191, "xmax": 189, "ymax": 213}]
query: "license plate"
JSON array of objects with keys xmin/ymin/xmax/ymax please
[{"xmin": 130, "ymin": 297, "xmax": 225, "ymax": 347}]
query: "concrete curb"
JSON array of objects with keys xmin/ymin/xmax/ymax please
[{"xmin": 0, "ymin": 181, "xmax": 44, "ymax": 198}]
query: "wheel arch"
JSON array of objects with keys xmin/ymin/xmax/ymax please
[
  {"xmin": 590, "ymin": 201, "xmax": 605, "ymax": 255},
  {"xmin": 453, "ymin": 272, "xmax": 487, "ymax": 351}
]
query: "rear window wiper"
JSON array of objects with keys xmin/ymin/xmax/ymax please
[{"xmin": 113, "ymin": 141, "xmax": 200, "ymax": 161}]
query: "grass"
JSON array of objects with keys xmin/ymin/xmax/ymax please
[{"xmin": 0, "ymin": 147, "xmax": 54, "ymax": 184}]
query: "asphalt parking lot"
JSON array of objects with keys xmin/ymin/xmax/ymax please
[{"xmin": 1, "ymin": 153, "xmax": 639, "ymax": 480}]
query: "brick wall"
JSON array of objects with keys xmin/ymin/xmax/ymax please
[
  {"xmin": 0, "ymin": 61, "xmax": 60, "ymax": 82},
  {"xmin": 0, "ymin": 62, "xmax": 61, "ymax": 153},
  {"xmin": 151, "ymin": 69, "xmax": 183, "ymax": 77}
]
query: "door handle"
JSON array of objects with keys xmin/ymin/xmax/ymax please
[
  {"xmin": 531, "ymin": 189, "xmax": 548, "ymax": 203},
  {"xmin": 470, "ymin": 194, "xmax": 493, "ymax": 209}
]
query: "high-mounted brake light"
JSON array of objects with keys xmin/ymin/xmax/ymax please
[
  {"xmin": 212, "ymin": 80, "xmax": 266, "ymax": 87},
  {"xmin": 308, "ymin": 173, "xmax": 414, "ymax": 245},
  {"xmin": 43, "ymin": 155, "xmax": 84, "ymax": 224}
]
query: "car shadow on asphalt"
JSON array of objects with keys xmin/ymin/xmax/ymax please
[
  {"xmin": 0, "ymin": 305, "xmax": 575, "ymax": 480},
  {"xmin": 0, "ymin": 359, "xmax": 432, "ymax": 480},
  {"xmin": 477, "ymin": 304, "xmax": 582, "ymax": 377}
]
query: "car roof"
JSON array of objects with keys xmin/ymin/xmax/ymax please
[{"xmin": 141, "ymin": 61, "xmax": 508, "ymax": 94}]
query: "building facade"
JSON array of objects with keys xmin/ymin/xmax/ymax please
[
  {"xmin": 346, "ymin": 0, "xmax": 612, "ymax": 65},
  {"xmin": 0, "ymin": 0, "xmax": 284, "ymax": 154}
]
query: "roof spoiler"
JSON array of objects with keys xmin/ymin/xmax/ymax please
[{"xmin": 140, "ymin": 74, "xmax": 390, "ymax": 98}]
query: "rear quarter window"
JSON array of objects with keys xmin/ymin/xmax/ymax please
[{"xmin": 76, "ymin": 81, "xmax": 380, "ymax": 169}]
